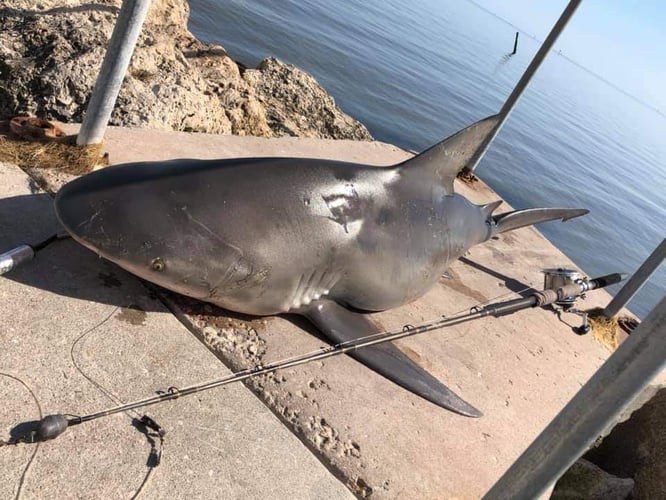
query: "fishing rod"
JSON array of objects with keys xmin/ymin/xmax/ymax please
[
  {"xmin": 2, "ymin": 271, "xmax": 625, "ymax": 445},
  {"xmin": 0, "ymin": 232, "xmax": 71, "ymax": 275}
]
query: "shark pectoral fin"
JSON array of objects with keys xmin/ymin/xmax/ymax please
[
  {"xmin": 492, "ymin": 207, "xmax": 589, "ymax": 235},
  {"xmin": 300, "ymin": 299, "xmax": 482, "ymax": 417}
]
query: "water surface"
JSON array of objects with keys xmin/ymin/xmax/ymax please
[{"xmin": 188, "ymin": 0, "xmax": 665, "ymax": 318}]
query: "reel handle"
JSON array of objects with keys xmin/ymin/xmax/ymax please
[{"xmin": 588, "ymin": 273, "xmax": 627, "ymax": 290}]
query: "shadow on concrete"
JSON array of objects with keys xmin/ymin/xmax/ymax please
[
  {"xmin": 458, "ymin": 256, "xmax": 533, "ymax": 296},
  {"xmin": 1, "ymin": 193, "xmax": 169, "ymax": 312},
  {"xmin": 2, "ymin": 194, "xmax": 325, "ymax": 331},
  {"xmin": 159, "ymin": 288, "xmax": 330, "ymax": 344},
  {"xmin": 1, "ymin": 193, "xmax": 60, "ymax": 247}
]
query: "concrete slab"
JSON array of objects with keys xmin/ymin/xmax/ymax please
[
  {"xmin": 0, "ymin": 161, "xmax": 352, "ymax": 499},
  {"xmin": 3, "ymin": 124, "xmax": 662, "ymax": 498},
  {"xmin": 56, "ymin": 123, "xmax": 407, "ymax": 166}
]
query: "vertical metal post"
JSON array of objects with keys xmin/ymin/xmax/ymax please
[
  {"xmin": 483, "ymin": 297, "xmax": 666, "ymax": 500},
  {"xmin": 604, "ymin": 238, "xmax": 666, "ymax": 317},
  {"xmin": 468, "ymin": 0, "xmax": 582, "ymax": 171},
  {"xmin": 76, "ymin": 0, "xmax": 152, "ymax": 145}
]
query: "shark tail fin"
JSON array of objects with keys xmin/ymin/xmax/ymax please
[
  {"xmin": 399, "ymin": 114, "xmax": 500, "ymax": 194},
  {"xmin": 301, "ymin": 299, "xmax": 482, "ymax": 417},
  {"xmin": 493, "ymin": 208, "xmax": 589, "ymax": 235}
]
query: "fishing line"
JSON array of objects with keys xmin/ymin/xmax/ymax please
[
  {"xmin": 67, "ymin": 305, "xmax": 165, "ymax": 498},
  {"xmin": 0, "ymin": 372, "xmax": 42, "ymax": 500},
  {"xmin": 2, "ymin": 309, "xmax": 165, "ymax": 498},
  {"xmin": 0, "ymin": 306, "xmax": 165, "ymax": 496},
  {"xmin": 1, "ymin": 233, "xmax": 168, "ymax": 462},
  {"xmin": 70, "ymin": 306, "xmax": 135, "ymax": 410},
  {"xmin": 2, "ymin": 236, "xmax": 162, "ymax": 497}
]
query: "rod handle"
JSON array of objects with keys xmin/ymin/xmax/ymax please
[
  {"xmin": 589, "ymin": 273, "xmax": 627, "ymax": 290},
  {"xmin": 0, "ymin": 245, "xmax": 34, "ymax": 275}
]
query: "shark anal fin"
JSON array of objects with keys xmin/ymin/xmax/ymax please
[{"xmin": 301, "ymin": 300, "xmax": 482, "ymax": 417}]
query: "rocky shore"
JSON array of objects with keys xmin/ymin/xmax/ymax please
[{"xmin": 0, "ymin": 0, "xmax": 372, "ymax": 141}]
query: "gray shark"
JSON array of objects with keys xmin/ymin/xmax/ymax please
[{"xmin": 54, "ymin": 114, "xmax": 587, "ymax": 417}]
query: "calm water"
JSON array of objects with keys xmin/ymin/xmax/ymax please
[{"xmin": 188, "ymin": 0, "xmax": 665, "ymax": 319}]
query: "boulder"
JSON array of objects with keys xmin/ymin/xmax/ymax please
[
  {"xmin": 585, "ymin": 388, "xmax": 666, "ymax": 499},
  {"xmin": 243, "ymin": 57, "xmax": 372, "ymax": 140},
  {"xmin": 0, "ymin": 0, "xmax": 372, "ymax": 141},
  {"xmin": 551, "ymin": 459, "xmax": 634, "ymax": 500}
]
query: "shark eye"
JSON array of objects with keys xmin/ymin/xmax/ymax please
[{"xmin": 151, "ymin": 257, "xmax": 165, "ymax": 272}]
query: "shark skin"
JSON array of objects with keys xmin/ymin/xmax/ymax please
[{"xmin": 54, "ymin": 114, "xmax": 587, "ymax": 417}]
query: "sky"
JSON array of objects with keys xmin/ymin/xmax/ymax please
[{"xmin": 472, "ymin": 0, "xmax": 666, "ymax": 112}]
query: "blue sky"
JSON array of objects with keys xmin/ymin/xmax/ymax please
[{"xmin": 473, "ymin": 0, "xmax": 666, "ymax": 111}]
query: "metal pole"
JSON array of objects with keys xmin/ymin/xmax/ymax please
[
  {"xmin": 468, "ymin": 0, "xmax": 582, "ymax": 172},
  {"xmin": 483, "ymin": 296, "xmax": 666, "ymax": 500},
  {"xmin": 604, "ymin": 238, "xmax": 666, "ymax": 317},
  {"xmin": 76, "ymin": 0, "xmax": 152, "ymax": 145}
]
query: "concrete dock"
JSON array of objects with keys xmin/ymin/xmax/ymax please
[{"xmin": 1, "ymin": 126, "xmax": 655, "ymax": 498}]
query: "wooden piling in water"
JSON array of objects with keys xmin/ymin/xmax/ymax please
[{"xmin": 512, "ymin": 32, "xmax": 519, "ymax": 54}]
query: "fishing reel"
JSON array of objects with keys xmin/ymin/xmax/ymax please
[{"xmin": 542, "ymin": 268, "xmax": 591, "ymax": 335}]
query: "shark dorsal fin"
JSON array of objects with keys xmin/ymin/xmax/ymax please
[{"xmin": 399, "ymin": 114, "xmax": 500, "ymax": 194}]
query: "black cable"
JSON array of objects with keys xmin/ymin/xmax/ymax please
[
  {"xmin": 29, "ymin": 232, "xmax": 71, "ymax": 252},
  {"xmin": 30, "ymin": 234, "xmax": 58, "ymax": 252}
]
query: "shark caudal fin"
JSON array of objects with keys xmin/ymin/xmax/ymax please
[
  {"xmin": 301, "ymin": 299, "xmax": 482, "ymax": 417},
  {"xmin": 492, "ymin": 208, "xmax": 589, "ymax": 235},
  {"xmin": 399, "ymin": 114, "xmax": 500, "ymax": 194}
]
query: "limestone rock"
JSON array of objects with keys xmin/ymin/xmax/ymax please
[
  {"xmin": 0, "ymin": 0, "xmax": 372, "ymax": 141},
  {"xmin": 243, "ymin": 57, "xmax": 372, "ymax": 140},
  {"xmin": 551, "ymin": 459, "xmax": 634, "ymax": 500},
  {"xmin": 585, "ymin": 388, "xmax": 666, "ymax": 499}
]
